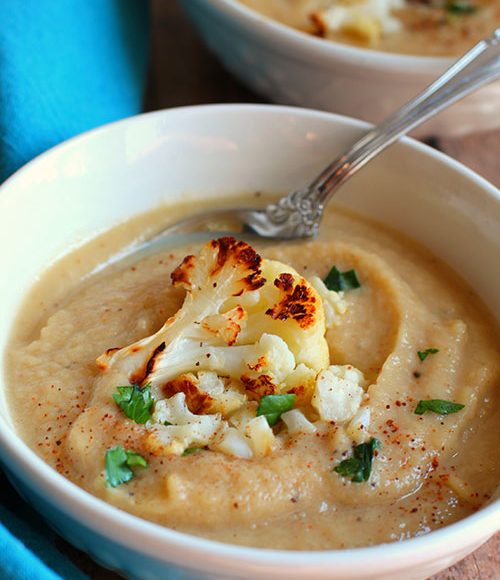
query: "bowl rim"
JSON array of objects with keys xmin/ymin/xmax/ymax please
[
  {"xmin": 205, "ymin": 0, "xmax": 454, "ymax": 75},
  {"xmin": 1, "ymin": 103, "xmax": 499, "ymax": 573}
]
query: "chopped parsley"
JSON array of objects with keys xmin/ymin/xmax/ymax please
[
  {"xmin": 105, "ymin": 445, "xmax": 147, "ymax": 487},
  {"xmin": 334, "ymin": 438, "xmax": 380, "ymax": 483},
  {"xmin": 182, "ymin": 447, "xmax": 203, "ymax": 456},
  {"xmin": 257, "ymin": 394, "xmax": 296, "ymax": 426},
  {"xmin": 417, "ymin": 348, "xmax": 439, "ymax": 362},
  {"xmin": 414, "ymin": 399, "xmax": 465, "ymax": 415},
  {"xmin": 446, "ymin": 0, "xmax": 477, "ymax": 14},
  {"xmin": 323, "ymin": 266, "xmax": 361, "ymax": 292},
  {"xmin": 113, "ymin": 384, "xmax": 154, "ymax": 424}
]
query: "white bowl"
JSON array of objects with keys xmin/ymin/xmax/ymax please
[
  {"xmin": 179, "ymin": 0, "xmax": 500, "ymax": 137},
  {"xmin": 0, "ymin": 105, "xmax": 498, "ymax": 579}
]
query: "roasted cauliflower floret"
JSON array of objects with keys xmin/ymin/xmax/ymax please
[
  {"xmin": 98, "ymin": 237, "xmax": 370, "ymax": 459},
  {"xmin": 312, "ymin": 364, "xmax": 367, "ymax": 423},
  {"xmin": 97, "ymin": 238, "xmax": 329, "ymax": 398},
  {"xmin": 97, "ymin": 237, "xmax": 265, "ymax": 379}
]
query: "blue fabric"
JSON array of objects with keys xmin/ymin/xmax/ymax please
[
  {"xmin": 0, "ymin": 0, "xmax": 150, "ymax": 182},
  {"xmin": 0, "ymin": 0, "xmax": 149, "ymax": 576},
  {"xmin": 0, "ymin": 472, "xmax": 87, "ymax": 579}
]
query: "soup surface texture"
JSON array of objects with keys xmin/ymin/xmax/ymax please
[
  {"xmin": 6, "ymin": 201, "xmax": 500, "ymax": 550},
  {"xmin": 239, "ymin": 0, "xmax": 500, "ymax": 56}
]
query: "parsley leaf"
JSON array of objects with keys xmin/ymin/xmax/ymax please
[
  {"xmin": 113, "ymin": 384, "xmax": 154, "ymax": 424},
  {"xmin": 105, "ymin": 445, "xmax": 148, "ymax": 487},
  {"xmin": 417, "ymin": 348, "xmax": 439, "ymax": 362},
  {"xmin": 446, "ymin": 0, "xmax": 477, "ymax": 14},
  {"xmin": 182, "ymin": 447, "xmax": 203, "ymax": 456},
  {"xmin": 414, "ymin": 399, "xmax": 465, "ymax": 415},
  {"xmin": 124, "ymin": 450, "xmax": 148, "ymax": 468},
  {"xmin": 334, "ymin": 438, "xmax": 380, "ymax": 483},
  {"xmin": 323, "ymin": 266, "xmax": 361, "ymax": 292},
  {"xmin": 257, "ymin": 394, "xmax": 296, "ymax": 426}
]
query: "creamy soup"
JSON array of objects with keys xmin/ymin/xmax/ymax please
[
  {"xmin": 239, "ymin": 0, "xmax": 500, "ymax": 56},
  {"xmin": 6, "ymin": 199, "xmax": 500, "ymax": 550}
]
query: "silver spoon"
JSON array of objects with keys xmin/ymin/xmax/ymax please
[{"xmin": 148, "ymin": 29, "xmax": 500, "ymax": 245}]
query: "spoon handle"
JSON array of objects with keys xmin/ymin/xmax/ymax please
[
  {"xmin": 266, "ymin": 29, "xmax": 500, "ymax": 237},
  {"xmin": 311, "ymin": 28, "xmax": 500, "ymax": 206}
]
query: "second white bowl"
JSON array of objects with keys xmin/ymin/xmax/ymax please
[{"xmin": 180, "ymin": 0, "xmax": 500, "ymax": 137}]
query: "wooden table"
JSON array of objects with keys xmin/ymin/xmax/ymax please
[{"xmin": 71, "ymin": 1, "xmax": 500, "ymax": 577}]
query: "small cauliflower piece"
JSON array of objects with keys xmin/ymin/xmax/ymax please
[
  {"xmin": 281, "ymin": 409, "xmax": 317, "ymax": 435},
  {"xmin": 197, "ymin": 371, "xmax": 246, "ymax": 415},
  {"xmin": 161, "ymin": 372, "xmax": 246, "ymax": 416},
  {"xmin": 243, "ymin": 333, "xmax": 295, "ymax": 383},
  {"xmin": 228, "ymin": 401, "xmax": 259, "ymax": 431},
  {"xmin": 245, "ymin": 415, "xmax": 275, "ymax": 456},
  {"xmin": 342, "ymin": 11, "xmax": 381, "ymax": 44},
  {"xmin": 152, "ymin": 391, "xmax": 220, "ymax": 426},
  {"xmin": 147, "ymin": 392, "xmax": 222, "ymax": 455},
  {"xmin": 312, "ymin": 365, "xmax": 366, "ymax": 423},
  {"xmin": 211, "ymin": 426, "xmax": 253, "ymax": 459},
  {"xmin": 283, "ymin": 363, "xmax": 317, "ymax": 406},
  {"xmin": 346, "ymin": 406, "xmax": 371, "ymax": 444},
  {"xmin": 310, "ymin": 276, "xmax": 347, "ymax": 328},
  {"xmin": 311, "ymin": 0, "xmax": 404, "ymax": 44}
]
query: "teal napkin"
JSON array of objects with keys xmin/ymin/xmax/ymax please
[
  {"xmin": 0, "ymin": 0, "xmax": 150, "ymax": 182},
  {"xmin": 0, "ymin": 0, "xmax": 149, "ymax": 576},
  {"xmin": 0, "ymin": 473, "xmax": 87, "ymax": 579}
]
